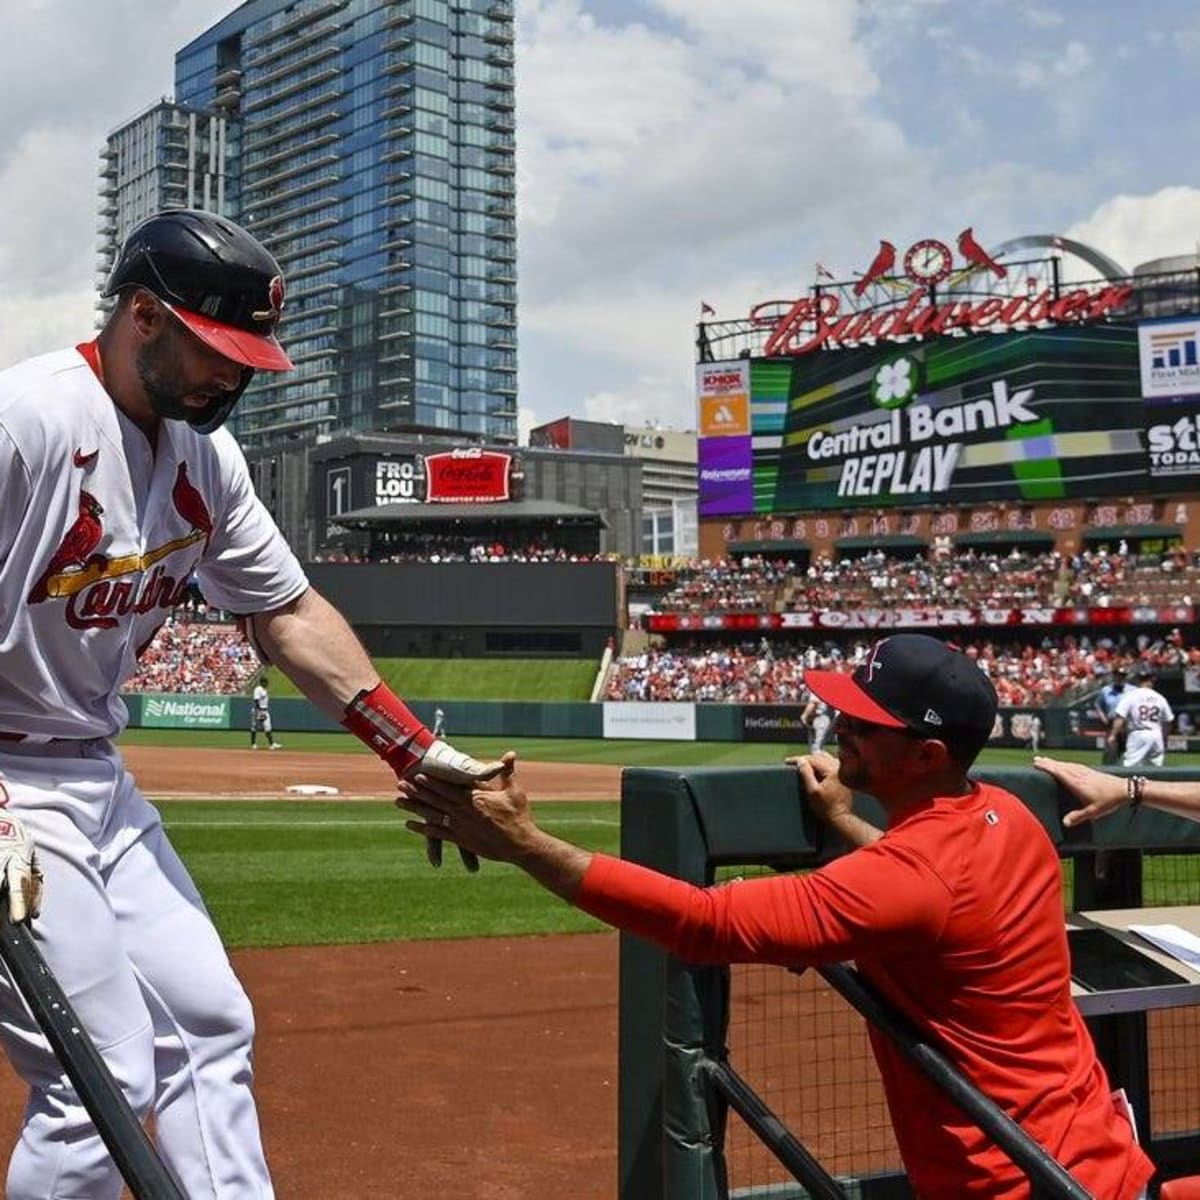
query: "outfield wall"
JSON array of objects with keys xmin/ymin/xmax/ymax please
[
  {"xmin": 303, "ymin": 561, "xmax": 620, "ymax": 658},
  {"xmin": 124, "ymin": 694, "xmax": 1133, "ymax": 751}
]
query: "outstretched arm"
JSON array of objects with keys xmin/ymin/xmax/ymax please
[
  {"xmin": 250, "ymin": 587, "xmax": 376, "ymax": 716},
  {"xmin": 252, "ymin": 586, "xmax": 503, "ymax": 870},
  {"xmin": 1036, "ymin": 755, "xmax": 1200, "ymax": 826}
]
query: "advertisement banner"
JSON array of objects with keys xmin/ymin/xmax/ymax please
[
  {"xmin": 696, "ymin": 361, "xmax": 751, "ymax": 437},
  {"xmin": 424, "ymin": 449, "xmax": 511, "ymax": 503},
  {"xmin": 741, "ymin": 705, "xmax": 808, "ymax": 744},
  {"xmin": 373, "ymin": 456, "xmax": 423, "ymax": 505},
  {"xmin": 645, "ymin": 604, "xmax": 1195, "ymax": 632},
  {"xmin": 699, "ymin": 322, "xmax": 1200, "ymax": 516},
  {"xmin": 1139, "ymin": 316, "xmax": 1200, "ymax": 400},
  {"xmin": 602, "ymin": 701, "xmax": 696, "ymax": 741},
  {"xmin": 698, "ymin": 436, "xmax": 754, "ymax": 516},
  {"xmin": 1145, "ymin": 400, "xmax": 1200, "ymax": 479},
  {"xmin": 141, "ymin": 694, "xmax": 230, "ymax": 729}
]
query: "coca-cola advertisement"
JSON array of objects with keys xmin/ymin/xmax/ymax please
[{"xmin": 424, "ymin": 449, "xmax": 512, "ymax": 503}]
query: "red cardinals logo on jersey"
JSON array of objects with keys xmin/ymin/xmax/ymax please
[
  {"xmin": 73, "ymin": 447, "xmax": 99, "ymax": 470},
  {"xmin": 27, "ymin": 461, "xmax": 211, "ymax": 630},
  {"xmin": 28, "ymin": 490, "xmax": 107, "ymax": 604},
  {"xmin": 172, "ymin": 462, "xmax": 214, "ymax": 541},
  {"xmin": 252, "ymin": 275, "xmax": 285, "ymax": 326}
]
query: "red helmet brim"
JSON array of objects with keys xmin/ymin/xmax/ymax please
[{"xmin": 167, "ymin": 302, "xmax": 293, "ymax": 371}]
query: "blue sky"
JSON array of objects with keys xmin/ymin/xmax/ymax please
[{"xmin": 1, "ymin": 0, "xmax": 1198, "ymax": 440}]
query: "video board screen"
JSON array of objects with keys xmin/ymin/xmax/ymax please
[{"xmin": 697, "ymin": 320, "xmax": 1200, "ymax": 516}]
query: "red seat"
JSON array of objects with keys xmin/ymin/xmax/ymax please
[{"xmin": 1162, "ymin": 1177, "xmax": 1200, "ymax": 1200}]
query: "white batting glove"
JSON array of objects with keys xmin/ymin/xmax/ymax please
[
  {"xmin": 0, "ymin": 814, "xmax": 43, "ymax": 923},
  {"xmin": 415, "ymin": 739, "xmax": 506, "ymax": 787}
]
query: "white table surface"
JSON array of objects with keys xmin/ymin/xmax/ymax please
[{"xmin": 1070, "ymin": 906, "xmax": 1200, "ymax": 1017}]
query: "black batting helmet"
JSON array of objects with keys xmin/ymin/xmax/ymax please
[{"xmin": 104, "ymin": 209, "xmax": 293, "ymax": 433}]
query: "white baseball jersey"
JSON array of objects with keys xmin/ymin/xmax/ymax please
[
  {"xmin": 253, "ymin": 684, "xmax": 270, "ymax": 712},
  {"xmin": 0, "ymin": 347, "xmax": 308, "ymax": 739},
  {"xmin": 1115, "ymin": 685, "xmax": 1173, "ymax": 767},
  {"xmin": 1114, "ymin": 686, "xmax": 1174, "ymax": 735}
]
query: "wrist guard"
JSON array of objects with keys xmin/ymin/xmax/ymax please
[{"xmin": 341, "ymin": 683, "xmax": 433, "ymax": 778}]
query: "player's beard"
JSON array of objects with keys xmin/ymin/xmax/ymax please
[{"xmin": 136, "ymin": 329, "xmax": 219, "ymax": 424}]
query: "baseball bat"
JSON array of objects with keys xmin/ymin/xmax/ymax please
[{"xmin": 0, "ymin": 910, "xmax": 185, "ymax": 1200}]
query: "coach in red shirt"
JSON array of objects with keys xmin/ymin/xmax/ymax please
[{"xmin": 398, "ymin": 634, "xmax": 1155, "ymax": 1199}]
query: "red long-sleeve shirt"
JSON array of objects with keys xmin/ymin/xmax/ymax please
[{"xmin": 577, "ymin": 782, "xmax": 1154, "ymax": 1199}]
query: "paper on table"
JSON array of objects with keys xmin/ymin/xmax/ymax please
[{"xmin": 1129, "ymin": 924, "xmax": 1200, "ymax": 971}]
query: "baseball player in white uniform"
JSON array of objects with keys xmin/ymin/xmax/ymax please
[
  {"xmin": 801, "ymin": 689, "xmax": 832, "ymax": 753},
  {"xmin": 0, "ymin": 210, "xmax": 501, "ymax": 1198},
  {"xmin": 250, "ymin": 676, "xmax": 280, "ymax": 750},
  {"xmin": 1112, "ymin": 665, "xmax": 1174, "ymax": 767}
]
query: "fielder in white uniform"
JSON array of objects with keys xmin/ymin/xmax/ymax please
[
  {"xmin": 801, "ymin": 690, "xmax": 832, "ymax": 753},
  {"xmin": 250, "ymin": 677, "xmax": 280, "ymax": 750},
  {"xmin": 1112, "ymin": 666, "xmax": 1174, "ymax": 768},
  {"xmin": 0, "ymin": 210, "xmax": 501, "ymax": 1199}
]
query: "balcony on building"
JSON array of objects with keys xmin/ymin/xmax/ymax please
[
  {"xmin": 244, "ymin": 152, "xmax": 340, "ymax": 194},
  {"xmin": 250, "ymin": 45, "xmax": 337, "ymax": 91},
  {"xmin": 245, "ymin": 18, "xmax": 341, "ymax": 69},
  {"xmin": 247, "ymin": 192, "xmax": 339, "ymax": 233},
  {"xmin": 244, "ymin": 100, "xmax": 343, "ymax": 146},
  {"xmin": 213, "ymin": 86, "xmax": 243, "ymax": 110},
  {"xmin": 243, "ymin": 0, "xmax": 344, "ymax": 48},
  {"xmin": 382, "ymin": 6, "xmax": 415, "ymax": 32},
  {"xmin": 242, "ymin": 66, "xmax": 341, "ymax": 116}
]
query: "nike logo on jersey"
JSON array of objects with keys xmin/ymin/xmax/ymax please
[{"xmin": 73, "ymin": 447, "xmax": 99, "ymax": 469}]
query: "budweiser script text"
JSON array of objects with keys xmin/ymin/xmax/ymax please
[{"xmin": 752, "ymin": 284, "xmax": 1135, "ymax": 356}]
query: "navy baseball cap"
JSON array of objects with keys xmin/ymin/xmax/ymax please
[
  {"xmin": 803, "ymin": 635, "xmax": 998, "ymax": 759},
  {"xmin": 1135, "ymin": 663, "xmax": 1155, "ymax": 679}
]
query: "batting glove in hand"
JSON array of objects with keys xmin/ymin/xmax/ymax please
[
  {"xmin": 412, "ymin": 740, "xmax": 506, "ymax": 872},
  {"xmin": 0, "ymin": 815, "xmax": 43, "ymax": 923}
]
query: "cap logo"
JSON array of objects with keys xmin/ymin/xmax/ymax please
[
  {"xmin": 924, "ymin": 708, "xmax": 943, "ymax": 725},
  {"xmin": 252, "ymin": 274, "xmax": 285, "ymax": 324},
  {"xmin": 862, "ymin": 642, "xmax": 886, "ymax": 683}
]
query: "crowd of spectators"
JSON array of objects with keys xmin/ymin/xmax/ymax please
[
  {"xmin": 606, "ymin": 630, "xmax": 1197, "ymax": 708},
  {"xmin": 648, "ymin": 547, "xmax": 1200, "ymax": 614},
  {"xmin": 121, "ymin": 615, "xmax": 260, "ymax": 696},
  {"xmin": 313, "ymin": 539, "xmax": 605, "ymax": 564}
]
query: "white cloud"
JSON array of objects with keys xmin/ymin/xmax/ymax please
[
  {"xmin": 1024, "ymin": 7, "xmax": 1066, "ymax": 28},
  {"xmin": 1067, "ymin": 186, "xmax": 1200, "ymax": 273},
  {"xmin": 0, "ymin": 2, "xmax": 233, "ymax": 370}
]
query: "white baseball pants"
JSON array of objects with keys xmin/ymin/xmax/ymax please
[
  {"xmin": 0, "ymin": 739, "xmax": 273, "ymax": 1199},
  {"xmin": 1122, "ymin": 731, "xmax": 1165, "ymax": 767}
]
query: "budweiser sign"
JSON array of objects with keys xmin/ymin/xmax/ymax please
[
  {"xmin": 424, "ymin": 449, "xmax": 512, "ymax": 503},
  {"xmin": 751, "ymin": 284, "xmax": 1135, "ymax": 357}
]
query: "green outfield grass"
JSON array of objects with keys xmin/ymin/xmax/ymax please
[
  {"xmin": 263, "ymin": 657, "xmax": 598, "ymax": 701},
  {"xmin": 159, "ymin": 800, "xmax": 618, "ymax": 949},
  {"xmin": 131, "ymin": 734, "xmax": 1200, "ymax": 951},
  {"xmin": 119, "ymin": 727, "xmax": 1200, "ymax": 771}
]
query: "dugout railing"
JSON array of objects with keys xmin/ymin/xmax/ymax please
[{"xmin": 617, "ymin": 765, "xmax": 1200, "ymax": 1199}]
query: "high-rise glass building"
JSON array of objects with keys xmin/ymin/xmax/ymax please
[
  {"xmin": 105, "ymin": 0, "xmax": 518, "ymax": 450},
  {"xmin": 96, "ymin": 100, "xmax": 239, "ymax": 306}
]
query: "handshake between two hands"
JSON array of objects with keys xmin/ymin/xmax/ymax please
[{"xmin": 402, "ymin": 742, "xmax": 518, "ymax": 872}]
